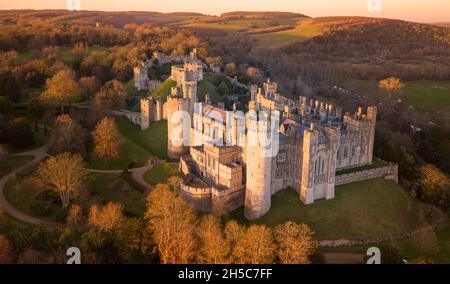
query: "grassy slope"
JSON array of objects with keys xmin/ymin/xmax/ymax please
[
  {"xmin": 197, "ymin": 79, "xmax": 221, "ymax": 103},
  {"xmin": 87, "ymin": 117, "xmax": 169, "ymax": 170},
  {"xmin": 251, "ymin": 18, "xmax": 327, "ymax": 47},
  {"xmin": 144, "ymin": 161, "xmax": 181, "ymax": 185},
  {"xmin": 115, "ymin": 117, "xmax": 169, "ymax": 160},
  {"xmin": 150, "ymin": 78, "xmax": 177, "ymax": 102},
  {"xmin": 228, "ymin": 178, "xmax": 424, "ymax": 240}
]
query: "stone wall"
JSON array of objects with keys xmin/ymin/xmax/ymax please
[
  {"xmin": 335, "ymin": 162, "xmax": 398, "ymax": 186},
  {"xmin": 180, "ymin": 183, "xmax": 245, "ymax": 214}
]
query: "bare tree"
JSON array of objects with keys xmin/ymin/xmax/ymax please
[
  {"xmin": 88, "ymin": 202, "xmax": 124, "ymax": 232},
  {"xmin": 197, "ymin": 215, "xmax": 230, "ymax": 264},
  {"xmin": 37, "ymin": 152, "xmax": 89, "ymax": 208},
  {"xmin": 145, "ymin": 184, "xmax": 198, "ymax": 264},
  {"xmin": 274, "ymin": 221, "xmax": 318, "ymax": 264},
  {"xmin": 92, "ymin": 117, "xmax": 122, "ymax": 162}
]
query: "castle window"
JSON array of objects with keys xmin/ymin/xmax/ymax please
[
  {"xmin": 344, "ymin": 147, "xmax": 348, "ymax": 158},
  {"xmin": 321, "ymin": 159, "xmax": 325, "ymax": 174}
]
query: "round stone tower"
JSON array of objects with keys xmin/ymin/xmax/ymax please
[
  {"xmin": 244, "ymin": 112, "xmax": 272, "ymax": 220},
  {"xmin": 167, "ymin": 96, "xmax": 190, "ymax": 159}
]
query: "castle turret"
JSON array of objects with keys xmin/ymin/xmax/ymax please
[
  {"xmin": 182, "ymin": 80, "xmax": 197, "ymax": 115},
  {"xmin": 300, "ymin": 129, "xmax": 318, "ymax": 204},
  {"xmin": 167, "ymin": 96, "xmax": 190, "ymax": 158},
  {"xmin": 244, "ymin": 111, "xmax": 272, "ymax": 220},
  {"xmin": 134, "ymin": 61, "xmax": 149, "ymax": 91},
  {"xmin": 140, "ymin": 98, "xmax": 153, "ymax": 130}
]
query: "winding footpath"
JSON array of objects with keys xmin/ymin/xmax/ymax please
[
  {"xmin": 1, "ymin": 139, "xmax": 155, "ymax": 228},
  {"xmin": 0, "ymin": 141, "xmax": 63, "ymax": 228}
]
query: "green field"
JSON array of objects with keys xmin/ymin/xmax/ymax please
[
  {"xmin": 228, "ymin": 178, "xmax": 425, "ymax": 240},
  {"xmin": 250, "ymin": 18, "xmax": 327, "ymax": 47},
  {"xmin": 0, "ymin": 155, "xmax": 34, "ymax": 179},
  {"xmin": 404, "ymin": 81, "xmax": 450, "ymax": 112},
  {"xmin": 144, "ymin": 161, "xmax": 181, "ymax": 186},
  {"xmin": 87, "ymin": 117, "xmax": 169, "ymax": 170}
]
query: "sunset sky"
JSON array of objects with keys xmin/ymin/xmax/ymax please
[{"xmin": 1, "ymin": 0, "xmax": 449, "ymax": 23}]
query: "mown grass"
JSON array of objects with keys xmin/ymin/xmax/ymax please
[
  {"xmin": 228, "ymin": 178, "xmax": 425, "ymax": 240},
  {"xmin": 86, "ymin": 117, "xmax": 169, "ymax": 170},
  {"xmin": 150, "ymin": 78, "xmax": 177, "ymax": 102},
  {"xmin": 143, "ymin": 161, "xmax": 181, "ymax": 186},
  {"xmin": 404, "ymin": 81, "xmax": 450, "ymax": 113}
]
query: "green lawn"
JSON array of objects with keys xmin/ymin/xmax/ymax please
[
  {"xmin": 115, "ymin": 117, "xmax": 170, "ymax": 160},
  {"xmin": 404, "ymin": 81, "xmax": 450, "ymax": 112},
  {"xmin": 197, "ymin": 79, "xmax": 222, "ymax": 103},
  {"xmin": 0, "ymin": 155, "xmax": 34, "ymax": 178},
  {"xmin": 143, "ymin": 161, "xmax": 181, "ymax": 186},
  {"xmin": 86, "ymin": 117, "xmax": 170, "ymax": 170},
  {"xmin": 228, "ymin": 178, "xmax": 425, "ymax": 240},
  {"xmin": 150, "ymin": 78, "xmax": 177, "ymax": 102}
]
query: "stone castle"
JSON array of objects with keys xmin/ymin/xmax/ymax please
[
  {"xmin": 135, "ymin": 53, "xmax": 384, "ymax": 221},
  {"xmin": 133, "ymin": 48, "xmax": 204, "ymax": 92},
  {"xmin": 138, "ymin": 49, "xmax": 204, "ymax": 129}
]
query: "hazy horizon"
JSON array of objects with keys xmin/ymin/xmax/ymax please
[{"xmin": 0, "ymin": 0, "xmax": 449, "ymax": 23}]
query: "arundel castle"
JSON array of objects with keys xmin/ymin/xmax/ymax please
[{"xmin": 135, "ymin": 50, "xmax": 397, "ymax": 220}]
